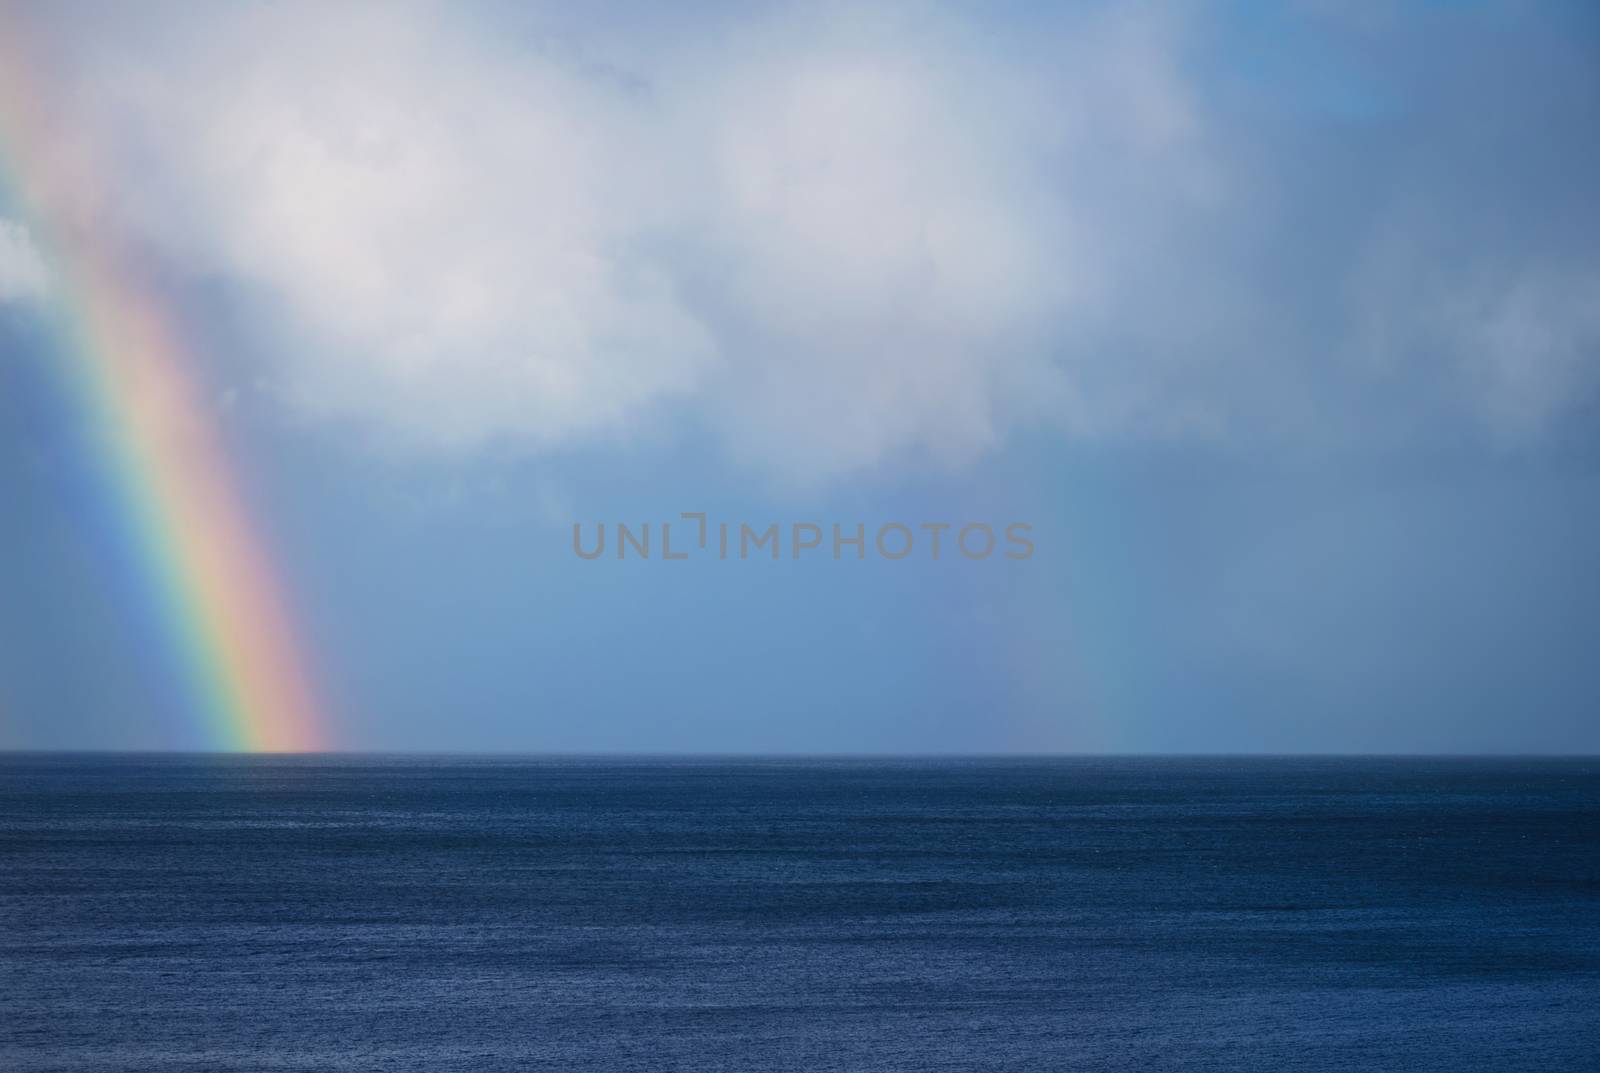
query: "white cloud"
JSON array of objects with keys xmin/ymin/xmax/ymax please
[
  {"xmin": 14, "ymin": 1, "xmax": 1600, "ymax": 480},
  {"xmin": 80, "ymin": 4, "xmax": 715, "ymax": 451},
  {"xmin": 0, "ymin": 219, "xmax": 49, "ymax": 303}
]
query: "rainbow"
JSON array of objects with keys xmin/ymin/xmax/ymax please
[{"xmin": 0, "ymin": 17, "xmax": 330, "ymax": 751}]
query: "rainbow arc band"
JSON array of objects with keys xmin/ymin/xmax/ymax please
[{"xmin": 0, "ymin": 16, "xmax": 329, "ymax": 752}]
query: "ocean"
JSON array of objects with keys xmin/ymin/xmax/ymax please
[{"xmin": 1, "ymin": 755, "xmax": 1596, "ymax": 1071}]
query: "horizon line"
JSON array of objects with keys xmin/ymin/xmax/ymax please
[{"xmin": 3, "ymin": 749, "xmax": 1595, "ymax": 760}]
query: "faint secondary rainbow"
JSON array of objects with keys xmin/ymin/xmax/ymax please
[{"xmin": 0, "ymin": 19, "xmax": 330, "ymax": 751}]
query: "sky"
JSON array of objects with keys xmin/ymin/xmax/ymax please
[{"xmin": 0, "ymin": 0, "xmax": 1597, "ymax": 752}]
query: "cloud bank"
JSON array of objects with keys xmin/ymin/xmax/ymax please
[{"xmin": 16, "ymin": 1, "xmax": 1600, "ymax": 480}]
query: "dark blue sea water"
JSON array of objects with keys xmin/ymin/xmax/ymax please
[{"xmin": 1, "ymin": 756, "xmax": 1596, "ymax": 1071}]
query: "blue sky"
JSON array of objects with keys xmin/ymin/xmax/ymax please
[{"xmin": 1, "ymin": 0, "xmax": 1598, "ymax": 752}]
